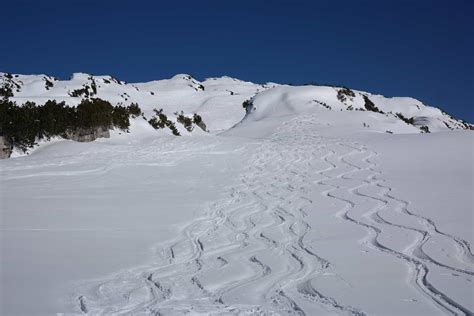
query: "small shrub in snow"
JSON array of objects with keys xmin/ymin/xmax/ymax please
[
  {"xmin": 69, "ymin": 86, "xmax": 90, "ymax": 98},
  {"xmin": 148, "ymin": 108, "xmax": 180, "ymax": 136},
  {"xmin": 395, "ymin": 113, "xmax": 414, "ymax": 125},
  {"xmin": 420, "ymin": 126, "xmax": 430, "ymax": 133},
  {"xmin": 156, "ymin": 110, "xmax": 168, "ymax": 126},
  {"xmin": 148, "ymin": 116, "xmax": 161, "ymax": 129},
  {"xmin": 0, "ymin": 85, "xmax": 14, "ymax": 98},
  {"xmin": 193, "ymin": 113, "xmax": 202, "ymax": 125},
  {"xmin": 127, "ymin": 103, "xmax": 142, "ymax": 117},
  {"xmin": 148, "ymin": 109, "xmax": 166, "ymax": 129},
  {"xmin": 89, "ymin": 77, "xmax": 97, "ymax": 95},
  {"xmin": 314, "ymin": 100, "xmax": 332, "ymax": 110},
  {"xmin": 120, "ymin": 93, "xmax": 130, "ymax": 101},
  {"xmin": 193, "ymin": 113, "xmax": 207, "ymax": 131},
  {"xmin": 363, "ymin": 95, "xmax": 382, "ymax": 113},
  {"xmin": 337, "ymin": 87, "xmax": 356, "ymax": 103},
  {"xmin": 167, "ymin": 122, "xmax": 180, "ymax": 136},
  {"xmin": 155, "ymin": 109, "xmax": 169, "ymax": 128},
  {"xmin": 242, "ymin": 99, "xmax": 253, "ymax": 109},
  {"xmin": 44, "ymin": 78, "xmax": 54, "ymax": 90},
  {"xmin": 176, "ymin": 111, "xmax": 193, "ymax": 132}
]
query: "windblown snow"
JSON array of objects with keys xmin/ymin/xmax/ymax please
[{"xmin": 0, "ymin": 72, "xmax": 473, "ymax": 315}]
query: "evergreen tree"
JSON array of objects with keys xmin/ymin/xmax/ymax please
[{"xmin": 112, "ymin": 105, "xmax": 130, "ymax": 130}]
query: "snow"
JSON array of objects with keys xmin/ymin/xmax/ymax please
[
  {"xmin": 1, "ymin": 73, "xmax": 473, "ymax": 315},
  {"xmin": 1, "ymin": 134, "xmax": 240, "ymax": 314},
  {"xmin": 2, "ymin": 71, "xmax": 470, "ymax": 137}
]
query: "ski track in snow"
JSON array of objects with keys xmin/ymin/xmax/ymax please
[{"xmin": 68, "ymin": 115, "xmax": 473, "ymax": 315}]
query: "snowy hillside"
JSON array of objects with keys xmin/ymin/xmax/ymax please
[
  {"xmin": 0, "ymin": 72, "xmax": 473, "ymax": 315},
  {"xmin": 243, "ymin": 85, "xmax": 471, "ymax": 132},
  {"xmin": 1, "ymin": 72, "xmax": 275, "ymax": 135},
  {"xmin": 2, "ymin": 72, "xmax": 470, "ymax": 133},
  {"xmin": 0, "ymin": 72, "xmax": 471, "ymax": 159}
]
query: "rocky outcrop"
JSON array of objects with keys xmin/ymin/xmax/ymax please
[
  {"xmin": 0, "ymin": 136, "xmax": 12, "ymax": 159},
  {"xmin": 64, "ymin": 126, "xmax": 110, "ymax": 142}
]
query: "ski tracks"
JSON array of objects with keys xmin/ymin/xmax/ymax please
[
  {"xmin": 319, "ymin": 140, "xmax": 473, "ymax": 315},
  {"xmin": 69, "ymin": 115, "xmax": 473, "ymax": 315}
]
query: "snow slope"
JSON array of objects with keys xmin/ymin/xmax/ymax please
[
  {"xmin": 1, "ymin": 72, "xmax": 473, "ymax": 315},
  {"xmin": 1, "ymin": 72, "xmax": 276, "ymax": 136},
  {"xmin": 1, "ymin": 71, "xmax": 471, "ymax": 141}
]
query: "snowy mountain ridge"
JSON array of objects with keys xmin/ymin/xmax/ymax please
[{"xmin": 0, "ymin": 71, "xmax": 471, "ymax": 158}]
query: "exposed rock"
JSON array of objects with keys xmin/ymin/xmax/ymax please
[
  {"xmin": 64, "ymin": 126, "xmax": 110, "ymax": 142},
  {"xmin": 0, "ymin": 136, "xmax": 12, "ymax": 159}
]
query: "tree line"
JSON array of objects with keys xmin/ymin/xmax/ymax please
[{"xmin": 0, "ymin": 98, "xmax": 142, "ymax": 151}]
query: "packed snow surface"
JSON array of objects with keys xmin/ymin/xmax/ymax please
[{"xmin": 0, "ymin": 73, "xmax": 473, "ymax": 315}]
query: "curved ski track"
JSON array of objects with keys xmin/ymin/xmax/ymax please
[{"xmin": 70, "ymin": 116, "xmax": 473, "ymax": 315}]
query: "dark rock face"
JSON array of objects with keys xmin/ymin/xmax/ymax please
[
  {"xmin": 0, "ymin": 136, "xmax": 12, "ymax": 159},
  {"xmin": 64, "ymin": 126, "xmax": 110, "ymax": 142}
]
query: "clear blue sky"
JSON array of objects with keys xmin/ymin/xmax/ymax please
[{"xmin": 2, "ymin": 0, "xmax": 473, "ymax": 122}]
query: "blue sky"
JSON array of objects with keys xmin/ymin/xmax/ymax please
[{"xmin": 2, "ymin": 0, "xmax": 473, "ymax": 122}]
